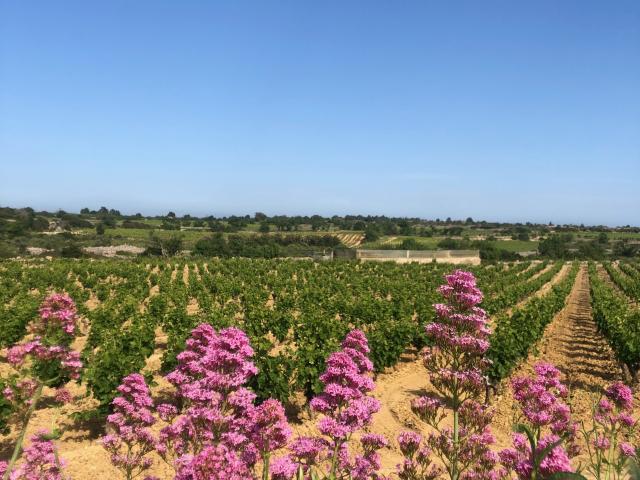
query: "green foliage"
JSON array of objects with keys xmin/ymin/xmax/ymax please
[
  {"xmin": 589, "ymin": 263, "xmax": 640, "ymax": 374},
  {"xmin": 0, "ymin": 378, "xmax": 12, "ymax": 435},
  {"xmin": 83, "ymin": 315, "xmax": 156, "ymax": 410},
  {"xmin": 487, "ymin": 263, "xmax": 579, "ymax": 381}
]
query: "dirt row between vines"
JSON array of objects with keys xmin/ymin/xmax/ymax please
[{"xmin": 1, "ymin": 264, "xmax": 636, "ymax": 478}]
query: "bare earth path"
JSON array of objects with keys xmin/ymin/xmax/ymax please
[{"xmin": 491, "ymin": 264, "xmax": 624, "ymax": 452}]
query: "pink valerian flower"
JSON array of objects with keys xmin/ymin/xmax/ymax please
[
  {"xmin": 166, "ymin": 324, "xmax": 258, "ymax": 405},
  {"xmin": 619, "ymin": 442, "xmax": 637, "ymax": 458},
  {"xmin": 604, "ymin": 382, "xmax": 634, "ymax": 411},
  {"xmin": 499, "ymin": 433, "xmax": 573, "ymax": 479},
  {"xmin": 2, "ymin": 379, "xmax": 38, "ymax": 411},
  {"xmin": 401, "ymin": 271, "xmax": 502, "ymax": 480},
  {"xmin": 157, "ymin": 323, "xmax": 294, "ymax": 479},
  {"xmin": 346, "ymin": 434, "xmax": 389, "ymax": 480},
  {"xmin": 175, "ymin": 444, "xmax": 252, "ymax": 480},
  {"xmin": 282, "ymin": 330, "xmax": 385, "ymax": 479},
  {"xmin": 501, "ymin": 363, "xmax": 578, "ymax": 479},
  {"xmin": 270, "ymin": 455, "xmax": 298, "ymax": 480},
  {"xmin": 53, "ymin": 388, "xmax": 72, "ymax": 404},
  {"xmin": 248, "ymin": 399, "xmax": 291, "ymax": 453},
  {"xmin": 0, "ymin": 294, "xmax": 83, "ymax": 480},
  {"xmin": 102, "ymin": 373, "xmax": 157, "ymax": 480},
  {"xmin": 396, "ymin": 431, "xmax": 443, "ymax": 480},
  {"xmin": 510, "ymin": 363, "xmax": 575, "ymax": 439},
  {"xmin": 581, "ymin": 381, "xmax": 637, "ymax": 479},
  {"xmin": 8, "ymin": 430, "xmax": 67, "ymax": 480},
  {"xmin": 36, "ymin": 293, "xmax": 78, "ymax": 337}
]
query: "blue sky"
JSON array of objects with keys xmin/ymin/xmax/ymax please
[{"xmin": 1, "ymin": 1, "xmax": 638, "ymax": 225}]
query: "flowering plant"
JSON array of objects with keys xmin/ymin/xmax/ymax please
[
  {"xmin": 581, "ymin": 381, "xmax": 637, "ymax": 480},
  {"xmin": 499, "ymin": 363, "xmax": 580, "ymax": 480},
  {"xmin": 1, "ymin": 293, "xmax": 81, "ymax": 480},
  {"xmin": 398, "ymin": 270, "xmax": 503, "ymax": 480},
  {"xmin": 269, "ymin": 329, "xmax": 387, "ymax": 480}
]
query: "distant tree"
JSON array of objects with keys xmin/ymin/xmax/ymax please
[
  {"xmin": 102, "ymin": 216, "xmax": 117, "ymax": 228},
  {"xmin": 465, "ymin": 217, "xmax": 474, "ymax": 224},
  {"xmin": 259, "ymin": 222, "xmax": 270, "ymax": 233},
  {"xmin": 364, "ymin": 227, "xmax": 380, "ymax": 243},
  {"xmin": 577, "ymin": 240, "xmax": 605, "ymax": 260},
  {"xmin": 613, "ymin": 240, "xmax": 637, "ymax": 257},
  {"xmin": 538, "ymin": 235, "xmax": 570, "ymax": 258},
  {"xmin": 162, "ymin": 235, "xmax": 183, "ymax": 256},
  {"xmin": 597, "ymin": 232, "xmax": 609, "ymax": 244},
  {"xmin": 32, "ymin": 217, "xmax": 49, "ymax": 231},
  {"xmin": 254, "ymin": 212, "xmax": 267, "ymax": 222},
  {"xmin": 96, "ymin": 223, "xmax": 105, "ymax": 235},
  {"xmin": 446, "ymin": 217, "xmax": 452, "ymax": 223},
  {"xmin": 166, "ymin": 211, "xmax": 176, "ymax": 218},
  {"xmin": 80, "ymin": 208, "xmax": 90, "ymax": 215},
  {"xmin": 60, "ymin": 244, "xmax": 83, "ymax": 258},
  {"xmin": 194, "ymin": 233, "xmax": 229, "ymax": 257},
  {"xmin": 400, "ymin": 238, "xmax": 420, "ymax": 250}
]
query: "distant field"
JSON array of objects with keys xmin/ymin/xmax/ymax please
[
  {"xmin": 360, "ymin": 236, "xmax": 538, "ymax": 253},
  {"xmin": 76, "ymin": 227, "xmax": 365, "ymax": 249},
  {"xmin": 491, "ymin": 240, "xmax": 539, "ymax": 252},
  {"xmin": 576, "ymin": 231, "xmax": 640, "ymax": 240}
]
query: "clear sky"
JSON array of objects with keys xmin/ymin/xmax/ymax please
[{"xmin": 1, "ymin": 1, "xmax": 638, "ymax": 226}]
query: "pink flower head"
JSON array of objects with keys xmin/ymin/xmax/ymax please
[
  {"xmin": 604, "ymin": 382, "xmax": 633, "ymax": 411},
  {"xmin": 167, "ymin": 324, "xmax": 258, "ymax": 406},
  {"xmin": 54, "ymin": 388, "xmax": 73, "ymax": 404},
  {"xmin": 37, "ymin": 293, "xmax": 78, "ymax": 337},
  {"xmin": 620, "ymin": 442, "xmax": 636, "ymax": 458},
  {"xmin": 437, "ymin": 270, "xmax": 484, "ymax": 309},
  {"xmin": 180, "ymin": 444, "xmax": 251, "ymax": 480},
  {"xmin": 398, "ymin": 431, "xmax": 422, "ymax": 457},
  {"xmin": 10, "ymin": 430, "xmax": 67, "ymax": 480},
  {"xmin": 270, "ymin": 455, "xmax": 298, "ymax": 480},
  {"xmin": 249, "ymin": 399, "xmax": 291, "ymax": 453},
  {"xmin": 102, "ymin": 374, "xmax": 157, "ymax": 478}
]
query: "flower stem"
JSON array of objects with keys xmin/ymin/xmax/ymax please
[{"xmin": 2, "ymin": 382, "xmax": 44, "ymax": 480}]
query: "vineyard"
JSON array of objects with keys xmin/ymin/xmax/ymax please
[{"xmin": 0, "ymin": 257, "xmax": 639, "ymax": 479}]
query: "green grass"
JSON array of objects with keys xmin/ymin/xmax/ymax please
[
  {"xmin": 490, "ymin": 240, "xmax": 539, "ymax": 252},
  {"xmin": 575, "ymin": 231, "xmax": 640, "ymax": 240},
  {"xmin": 359, "ymin": 236, "xmax": 539, "ymax": 253},
  {"xmin": 360, "ymin": 236, "xmax": 442, "ymax": 250},
  {"xmin": 76, "ymin": 227, "xmax": 364, "ymax": 249}
]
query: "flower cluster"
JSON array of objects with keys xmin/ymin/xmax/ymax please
[
  {"xmin": 102, "ymin": 373, "xmax": 157, "ymax": 480},
  {"xmin": 37, "ymin": 293, "xmax": 78, "ymax": 336},
  {"xmin": 157, "ymin": 324, "xmax": 279, "ymax": 476},
  {"xmin": 3, "ymin": 430, "xmax": 66, "ymax": 480},
  {"xmin": 400, "ymin": 270, "xmax": 502, "ymax": 480},
  {"xmin": 582, "ymin": 381, "xmax": 637, "ymax": 480},
  {"xmin": 5, "ymin": 293, "xmax": 82, "ymax": 389},
  {"xmin": 499, "ymin": 363, "xmax": 577, "ymax": 479},
  {"xmin": 396, "ymin": 431, "xmax": 442, "ymax": 480},
  {"xmin": 271, "ymin": 330, "xmax": 386, "ymax": 479},
  {"xmin": 1, "ymin": 293, "xmax": 81, "ymax": 480}
]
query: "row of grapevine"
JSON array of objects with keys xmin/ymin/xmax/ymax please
[
  {"xmin": 588, "ymin": 263, "xmax": 640, "ymax": 377},
  {"xmin": 602, "ymin": 262, "xmax": 640, "ymax": 302},
  {"xmin": 482, "ymin": 261, "xmax": 563, "ymax": 314},
  {"xmin": 486, "ymin": 262, "xmax": 579, "ymax": 382},
  {"xmin": 0, "ymin": 258, "xmax": 556, "ymax": 413}
]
